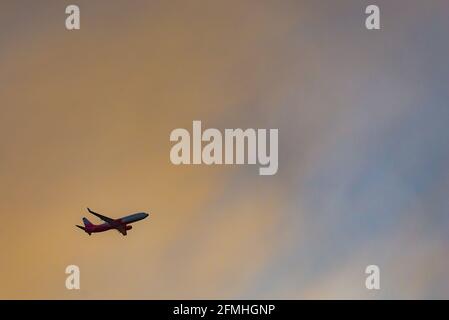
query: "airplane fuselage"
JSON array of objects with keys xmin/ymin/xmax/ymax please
[{"xmin": 80, "ymin": 212, "xmax": 149, "ymax": 235}]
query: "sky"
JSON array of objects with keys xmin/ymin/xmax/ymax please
[{"xmin": 0, "ymin": 0, "xmax": 448, "ymax": 299}]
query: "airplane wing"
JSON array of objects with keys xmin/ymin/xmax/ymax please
[{"xmin": 87, "ymin": 208, "xmax": 115, "ymax": 224}]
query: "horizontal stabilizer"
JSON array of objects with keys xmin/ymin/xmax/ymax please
[{"xmin": 76, "ymin": 225, "xmax": 86, "ymax": 231}]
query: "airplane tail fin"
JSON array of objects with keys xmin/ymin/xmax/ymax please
[
  {"xmin": 76, "ymin": 225, "xmax": 86, "ymax": 231},
  {"xmin": 82, "ymin": 217, "xmax": 93, "ymax": 227}
]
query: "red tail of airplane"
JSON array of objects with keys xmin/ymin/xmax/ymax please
[
  {"xmin": 82, "ymin": 217, "xmax": 93, "ymax": 227},
  {"xmin": 76, "ymin": 217, "xmax": 94, "ymax": 235}
]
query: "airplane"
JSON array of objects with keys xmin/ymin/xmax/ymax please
[{"xmin": 76, "ymin": 208, "xmax": 149, "ymax": 236}]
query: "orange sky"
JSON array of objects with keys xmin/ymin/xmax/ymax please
[{"xmin": 1, "ymin": 1, "xmax": 449, "ymax": 299}]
